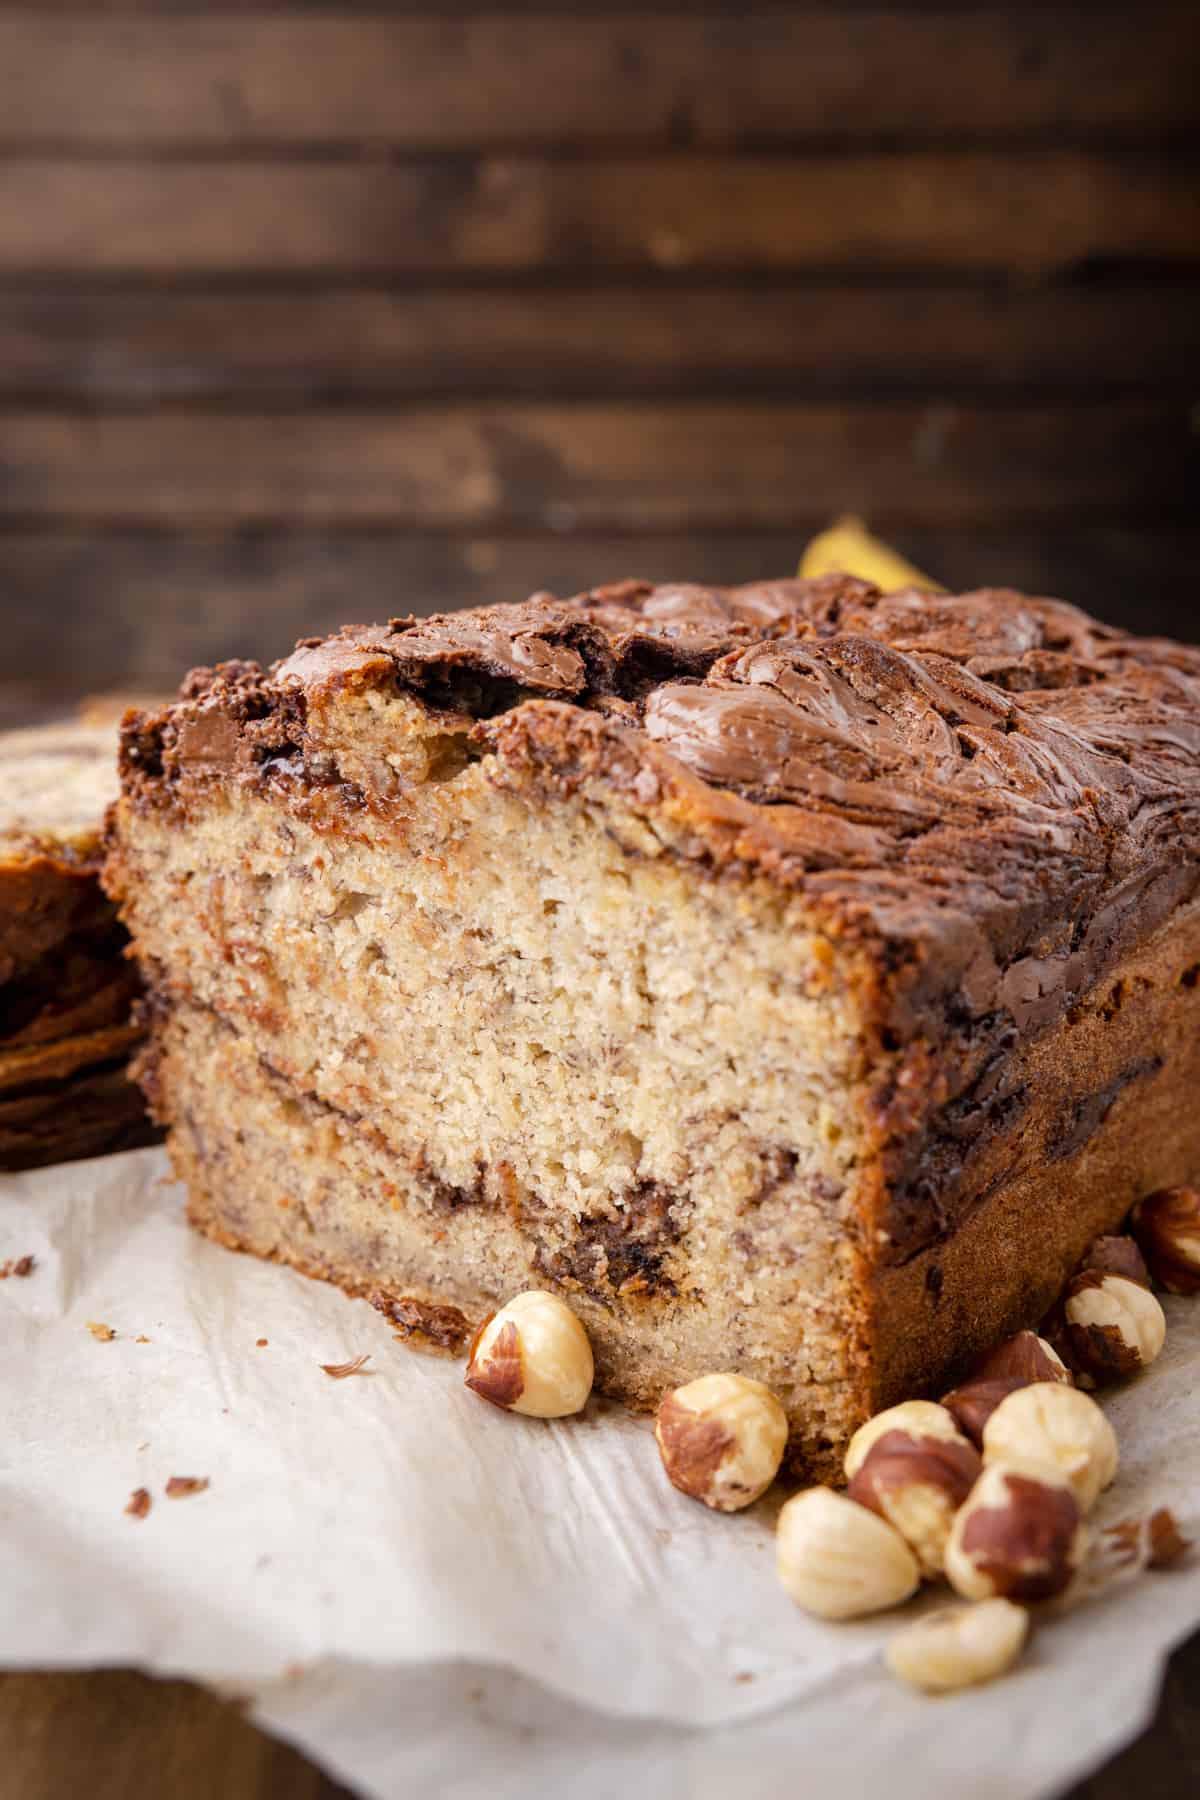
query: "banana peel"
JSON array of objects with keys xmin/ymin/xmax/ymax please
[{"xmin": 799, "ymin": 517, "xmax": 943, "ymax": 593}]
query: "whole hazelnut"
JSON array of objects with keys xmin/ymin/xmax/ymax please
[
  {"xmin": 945, "ymin": 1461, "xmax": 1086, "ymax": 1603},
  {"xmin": 776, "ymin": 1487, "xmax": 920, "ymax": 1620},
  {"xmin": 1079, "ymin": 1234, "xmax": 1150, "ymax": 1287},
  {"xmin": 1063, "ymin": 1271, "xmax": 1166, "ymax": 1383},
  {"xmin": 1130, "ymin": 1187, "xmax": 1200, "ymax": 1295},
  {"xmin": 982, "ymin": 1383, "xmax": 1118, "ymax": 1513},
  {"xmin": 973, "ymin": 1330, "xmax": 1072, "ymax": 1388},
  {"xmin": 885, "ymin": 1598, "xmax": 1030, "ymax": 1693},
  {"xmin": 464, "ymin": 1290, "xmax": 593, "ymax": 1418},
  {"xmin": 847, "ymin": 1428, "xmax": 981, "ymax": 1576},
  {"xmin": 844, "ymin": 1400, "xmax": 963, "ymax": 1480},
  {"xmin": 655, "ymin": 1373, "xmax": 787, "ymax": 1512}
]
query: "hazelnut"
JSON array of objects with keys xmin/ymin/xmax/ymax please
[
  {"xmin": 844, "ymin": 1400, "xmax": 963, "ymax": 1480},
  {"xmin": 776, "ymin": 1487, "xmax": 920, "ymax": 1620},
  {"xmin": 1130, "ymin": 1187, "xmax": 1200, "ymax": 1295},
  {"xmin": 1079, "ymin": 1234, "xmax": 1150, "ymax": 1287},
  {"xmin": 654, "ymin": 1373, "xmax": 787, "ymax": 1512},
  {"xmin": 847, "ymin": 1428, "xmax": 981, "ymax": 1576},
  {"xmin": 464, "ymin": 1290, "xmax": 593, "ymax": 1418},
  {"xmin": 945, "ymin": 1461, "xmax": 1086, "ymax": 1603},
  {"xmin": 982, "ymin": 1383, "xmax": 1118, "ymax": 1513},
  {"xmin": 1063, "ymin": 1271, "xmax": 1166, "ymax": 1383},
  {"xmin": 885, "ymin": 1598, "xmax": 1030, "ymax": 1693},
  {"xmin": 973, "ymin": 1330, "xmax": 1072, "ymax": 1388},
  {"xmin": 942, "ymin": 1377, "xmax": 1026, "ymax": 1449},
  {"xmin": 943, "ymin": 1331, "xmax": 1074, "ymax": 1443}
]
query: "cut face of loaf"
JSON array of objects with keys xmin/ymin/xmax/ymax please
[
  {"xmin": 114, "ymin": 724, "xmax": 879, "ymax": 1465},
  {"xmin": 105, "ymin": 579, "xmax": 1200, "ymax": 1474}
]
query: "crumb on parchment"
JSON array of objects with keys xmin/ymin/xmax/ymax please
[
  {"xmin": 86, "ymin": 1321, "xmax": 116, "ymax": 1341},
  {"xmin": 320, "ymin": 1353, "xmax": 371, "ymax": 1379},
  {"xmin": 125, "ymin": 1487, "xmax": 152, "ymax": 1520},
  {"xmin": 165, "ymin": 1476, "xmax": 210, "ymax": 1499},
  {"xmin": 0, "ymin": 1255, "xmax": 35, "ymax": 1279}
]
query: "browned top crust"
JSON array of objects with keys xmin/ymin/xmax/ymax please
[{"xmin": 124, "ymin": 574, "xmax": 1200, "ymax": 988}]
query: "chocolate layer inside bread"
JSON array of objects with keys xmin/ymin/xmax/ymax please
[{"xmin": 106, "ymin": 578, "xmax": 1200, "ymax": 1471}]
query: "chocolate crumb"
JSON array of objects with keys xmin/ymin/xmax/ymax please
[
  {"xmin": 320, "ymin": 1353, "xmax": 371, "ymax": 1379},
  {"xmin": 165, "ymin": 1476, "xmax": 210, "ymax": 1499},
  {"xmin": 256, "ymin": 1337, "xmax": 268, "ymax": 1347},
  {"xmin": 125, "ymin": 1487, "xmax": 152, "ymax": 1520},
  {"xmin": 371, "ymin": 1291, "xmax": 471, "ymax": 1354},
  {"xmin": 86, "ymin": 1321, "xmax": 116, "ymax": 1342},
  {"xmin": 12, "ymin": 1255, "xmax": 34, "ymax": 1278}
]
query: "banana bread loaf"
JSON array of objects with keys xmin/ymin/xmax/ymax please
[{"xmin": 104, "ymin": 579, "xmax": 1200, "ymax": 1473}]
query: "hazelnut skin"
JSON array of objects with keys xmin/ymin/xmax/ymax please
[
  {"xmin": 655, "ymin": 1373, "xmax": 787, "ymax": 1512},
  {"xmin": 847, "ymin": 1428, "xmax": 981, "ymax": 1576},
  {"xmin": 942, "ymin": 1377, "xmax": 1026, "ymax": 1449},
  {"xmin": 942, "ymin": 1331, "xmax": 1071, "ymax": 1447},
  {"xmin": 945, "ymin": 1461, "xmax": 1086, "ymax": 1603},
  {"xmin": 973, "ymin": 1330, "xmax": 1072, "ymax": 1388},
  {"xmin": 1079, "ymin": 1235, "xmax": 1150, "ymax": 1287},
  {"xmin": 1130, "ymin": 1187, "xmax": 1200, "ymax": 1295},
  {"xmin": 885, "ymin": 1599, "xmax": 1029, "ymax": 1693},
  {"xmin": 844, "ymin": 1400, "xmax": 963, "ymax": 1481},
  {"xmin": 464, "ymin": 1290, "xmax": 593, "ymax": 1418},
  {"xmin": 1063, "ymin": 1271, "xmax": 1166, "ymax": 1383},
  {"xmin": 982, "ymin": 1382, "xmax": 1118, "ymax": 1514},
  {"xmin": 776, "ymin": 1487, "xmax": 920, "ymax": 1620}
]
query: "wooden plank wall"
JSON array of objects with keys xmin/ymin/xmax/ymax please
[{"xmin": 1, "ymin": 3, "xmax": 1198, "ymax": 697}]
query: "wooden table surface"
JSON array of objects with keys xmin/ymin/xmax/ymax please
[{"xmin": 3, "ymin": 1632, "xmax": 1199, "ymax": 1800}]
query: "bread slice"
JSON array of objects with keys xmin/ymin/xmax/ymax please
[
  {"xmin": 104, "ymin": 581, "xmax": 1200, "ymax": 1472},
  {"xmin": 0, "ymin": 719, "xmax": 156, "ymax": 1170}
]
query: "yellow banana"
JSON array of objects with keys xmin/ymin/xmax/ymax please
[{"xmin": 799, "ymin": 516, "xmax": 943, "ymax": 593}]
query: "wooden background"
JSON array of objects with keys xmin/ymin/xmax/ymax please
[{"xmin": 0, "ymin": 1, "xmax": 1198, "ymax": 705}]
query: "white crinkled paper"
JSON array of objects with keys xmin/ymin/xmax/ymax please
[{"xmin": 2, "ymin": 1147, "xmax": 1198, "ymax": 1799}]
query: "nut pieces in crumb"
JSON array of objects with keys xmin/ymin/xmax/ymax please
[
  {"xmin": 655, "ymin": 1373, "xmax": 787, "ymax": 1512},
  {"xmin": 464, "ymin": 1289, "xmax": 593, "ymax": 1418},
  {"xmin": 982, "ymin": 1383, "xmax": 1118, "ymax": 1514},
  {"xmin": 1063, "ymin": 1271, "xmax": 1166, "ymax": 1384},
  {"xmin": 945, "ymin": 1461, "xmax": 1086, "ymax": 1603},
  {"xmin": 885, "ymin": 1598, "xmax": 1030, "ymax": 1693},
  {"xmin": 776, "ymin": 1487, "xmax": 920, "ymax": 1620},
  {"xmin": 847, "ymin": 1423, "xmax": 980, "ymax": 1576},
  {"xmin": 1130, "ymin": 1187, "xmax": 1200, "ymax": 1295},
  {"xmin": 844, "ymin": 1400, "xmax": 964, "ymax": 1480}
]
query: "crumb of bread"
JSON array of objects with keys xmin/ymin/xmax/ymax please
[
  {"xmin": 125, "ymin": 1487, "xmax": 152, "ymax": 1520},
  {"xmin": 86, "ymin": 1321, "xmax": 116, "ymax": 1341},
  {"xmin": 165, "ymin": 1476, "xmax": 209, "ymax": 1498},
  {"xmin": 320, "ymin": 1353, "xmax": 371, "ymax": 1379}
]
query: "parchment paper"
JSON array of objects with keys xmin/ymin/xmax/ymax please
[{"xmin": 2, "ymin": 1147, "xmax": 1198, "ymax": 1799}]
